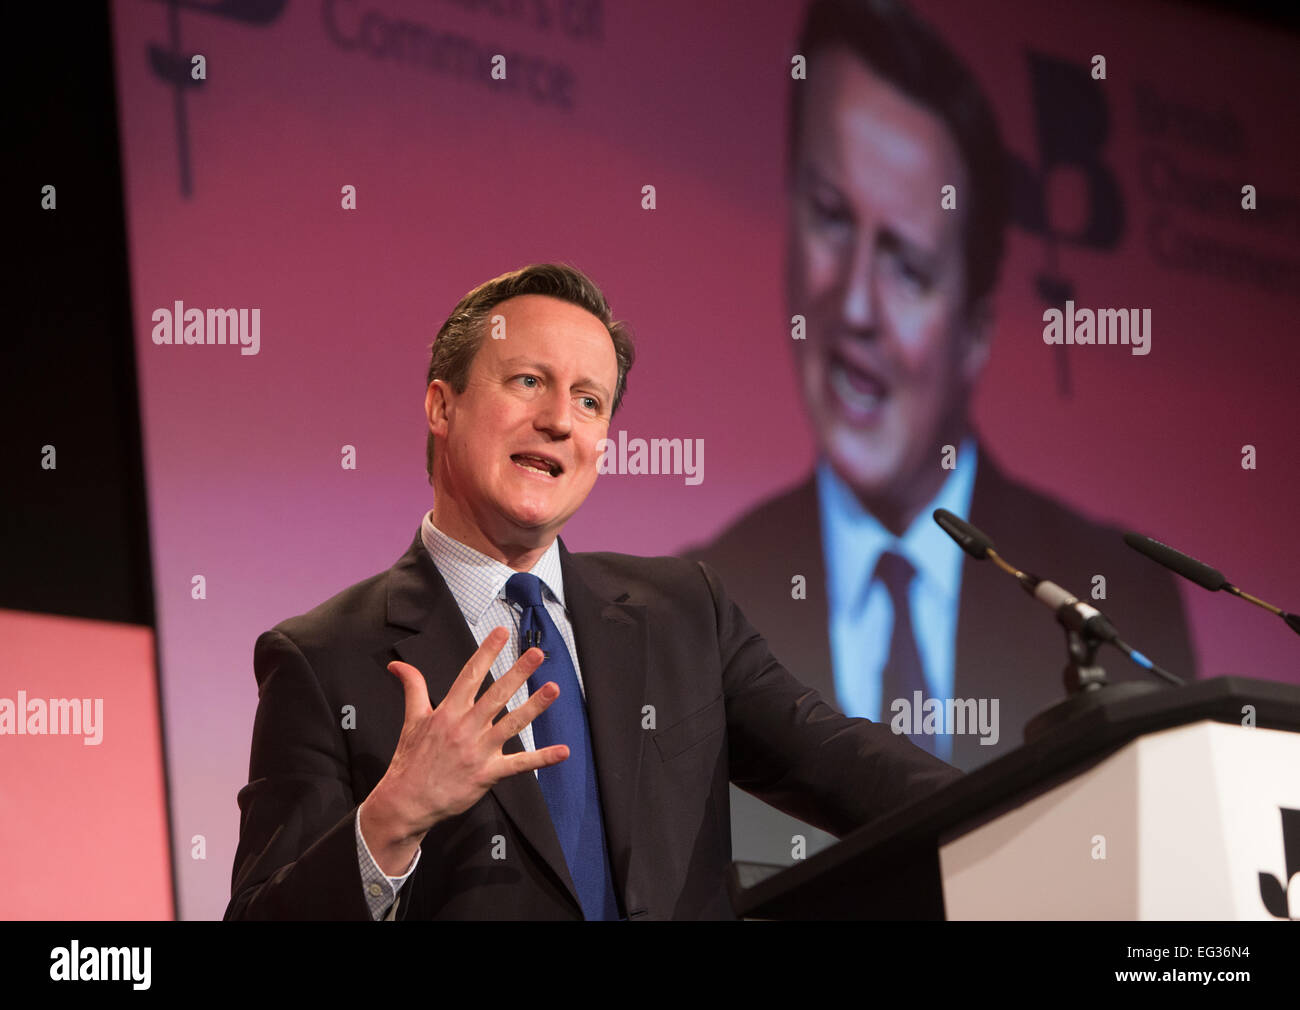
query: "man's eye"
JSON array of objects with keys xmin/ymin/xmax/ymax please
[
  {"xmin": 517, "ymin": 375, "xmax": 539, "ymax": 388},
  {"xmin": 888, "ymin": 254, "xmax": 931, "ymax": 293},
  {"xmin": 811, "ymin": 200, "xmax": 848, "ymax": 226},
  {"xmin": 806, "ymin": 190, "xmax": 850, "ymax": 227},
  {"xmin": 579, "ymin": 396, "xmax": 599, "ymax": 411}
]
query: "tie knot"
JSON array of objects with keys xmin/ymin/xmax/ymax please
[
  {"xmin": 504, "ymin": 571, "xmax": 544, "ymax": 609},
  {"xmin": 874, "ymin": 550, "xmax": 915, "ymax": 597}
]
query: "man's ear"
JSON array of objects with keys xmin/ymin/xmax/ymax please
[
  {"xmin": 425, "ymin": 380, "xmax": 452, "ymax": 439},
  {"xmin": 959, "ymin": 295, "xmax": 994, "ymax": 386}
]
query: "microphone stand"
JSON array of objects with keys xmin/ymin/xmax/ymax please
[
  {"xmin": 1063, "ymin": 624, "xmax": 1107, "ymax": 696},
  {"xmin": 1024, "ymin": 624, "xmax": 1164, "ymax": 742},
  {"xmin": 931, "ymin": 509, "xmax": 1179, "ymax": 743}
]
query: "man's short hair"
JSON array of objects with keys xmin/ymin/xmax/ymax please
[
  {"xmin": 425, "ymin": 262, "xmax": 635, "ymax": 483},
  {"xmin": 788, "ymin": 0, "xmax": 1010, "ymax": 308}
]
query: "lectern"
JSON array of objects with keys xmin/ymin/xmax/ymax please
[{"xmin": 730, "ymin": 677, "xmax": 1300, "ymax": 920}]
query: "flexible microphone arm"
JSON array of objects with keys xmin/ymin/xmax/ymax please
[
  {"xmin": 1124, "ymin": 532, "xmax": 1300, "ymax": 637},
  {"xmin": 934, "ymin": 509, "xmax": 1183, "ymax": 686}
]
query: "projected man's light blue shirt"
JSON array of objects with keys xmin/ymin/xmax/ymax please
[{"xmin": 818, "ymin": 439, "xmax": 977, "ymax": 763}]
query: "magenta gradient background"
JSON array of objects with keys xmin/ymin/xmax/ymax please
[{"xmin": 110, "ymin": 0, "xmax": 1299, "ymax": 918}]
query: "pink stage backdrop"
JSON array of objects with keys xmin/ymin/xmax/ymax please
[{"xmin": 107, "ymin": 0, "xmax": 1299, "ymax": 918}]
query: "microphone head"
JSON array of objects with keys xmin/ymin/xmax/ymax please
[
  {"xmin": 934, "ymin": 509, "xmax": 994, "ymax": 560},
  {"xmin": 1123, "ymin": 532, "xmax": 1228, "ymax": 591}
]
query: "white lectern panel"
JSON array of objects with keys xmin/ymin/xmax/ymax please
[{"xmin": 939, "ymin": 720, "xmax": 1300, "ymax": 919}]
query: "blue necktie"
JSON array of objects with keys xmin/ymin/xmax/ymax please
[
  {"xmin": 875, "ymin": 551, "xmax": 939, "ymax": 756},
  {"xmin": 504, "ymin": 572, "xmax": 619, "ymax": 920}
]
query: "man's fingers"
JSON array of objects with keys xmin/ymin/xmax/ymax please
[
  {"xmin": 478, "ymin": 644, "xmax": 545, "ymax": 715},
  {"xmin": 496, "ymin": 744, "xmax": 570, "ymax": 780},
  {"xmin": 386, "ymin": 660, "xmax": 432, "ymax": 719},
  {"xmin": 444, "ymin": 626, "xmax": 511, "ymax": 709},
  {"xmin": 491, "ymin": 680, "xmax": 559, "ymax": 744}
]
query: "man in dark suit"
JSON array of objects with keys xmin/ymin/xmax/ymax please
[
  {"xmin": 226, "ymin": 263, "xmax": 961, "ymax": 921},
  {"xmin": 685, "ymin": 0, "xmax": 1195, "ymax": 862}
]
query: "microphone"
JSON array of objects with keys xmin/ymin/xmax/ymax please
[
  {"xmin": 933, "ymin": 509, "xmax": 1182, "ymax": 684},
  {"xmin": 1124, "ymin": 532, "xmax": 1300, "ymax": 637},
  {"xmin": 933, "ymin": 508, "xmax": 994, "ymax": 560},
  {"xmin": 1122, "ymin": 532, "xmax": 1226, "ymax": 590}
]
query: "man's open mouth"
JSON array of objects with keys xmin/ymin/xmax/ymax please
[
  {"xmin": 511, "ymin": 454, "xmax": 562, "ymax": 477},
  {"xmin": 828, "ymin": 350, "xmax": 889, "ymax": 411}
]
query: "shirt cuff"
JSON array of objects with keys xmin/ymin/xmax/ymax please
[{"xmin": 355, "ymin": 805, "xmax": 421, "ymax": 920}]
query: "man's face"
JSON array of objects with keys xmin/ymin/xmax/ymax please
[
  {"xmin": 426, "ymin": 294, "xmax": 617, "ymax": 559},
  {"xmin": 788, "ymin": 46, "xmax": 990, "ymax": 521}
]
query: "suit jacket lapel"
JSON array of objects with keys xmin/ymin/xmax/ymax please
[
  {"xmin": 786, "ymin": 476, "xmax": 835, "ymax": 701},
  {"xmin": 385, "ymin": 531, "xmax": 582, "ymax": 913},
  {"xmin": 558, "ymin": 538, "xmax": 647, "ymax": 916},
  {"xmin": 752, "ymin": 475, "xmax": 835, "ymax": 703}
]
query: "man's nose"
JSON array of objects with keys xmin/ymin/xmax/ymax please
[
  {"xmin": 838, "ymin": 236, "xmax": 878, "ymax": 332},
  {"xmin": 533, "ymin": 387, "xmax": 573, "ymax": 436}
]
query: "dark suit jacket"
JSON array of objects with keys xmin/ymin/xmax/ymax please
[
  {"xmin": 225, "ymin": 530, "xmax": 961, "ymax": 920},
  {"xmin": 687, "ymin": 449, "xmax": 1197, "ymax": 773}
]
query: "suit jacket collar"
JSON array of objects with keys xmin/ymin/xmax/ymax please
[{"xmin": 383, "ymin": 530, "xmax": 647, "ymax": 918}]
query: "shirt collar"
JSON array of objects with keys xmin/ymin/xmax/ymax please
[
  {"xmin": 419, "ymin": 511, "xmax": 566, "ymax": 625},
  {"xmin": 817, "ymin": 438, "xmax": 978, "ymax": 612}
]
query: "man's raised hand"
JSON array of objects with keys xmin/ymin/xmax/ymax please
[{"xmin": 358, "ymin": 627, "xmax": 568, "ymax": 874}]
